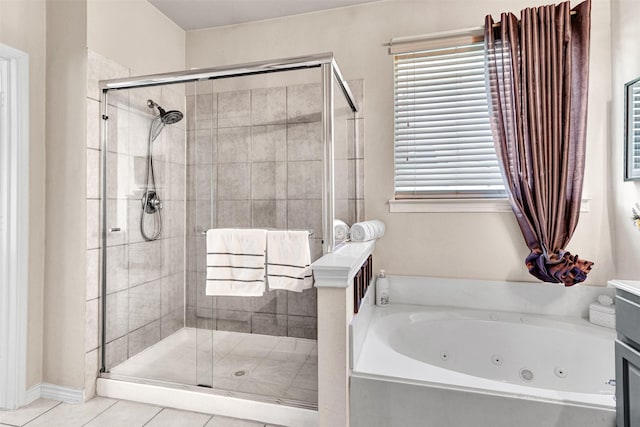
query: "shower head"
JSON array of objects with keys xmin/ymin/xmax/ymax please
[
  {"xmin": 147, "ymin": 99, "xmax": 184, "ymax": 125},
  {"xmin": 159, "ymin": 109, "xmax": 184, "ymax": 125}
]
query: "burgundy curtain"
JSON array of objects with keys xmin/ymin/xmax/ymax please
[{"xmin": 484, "ymin": 0, "xmax": 593, "ymax": 286}]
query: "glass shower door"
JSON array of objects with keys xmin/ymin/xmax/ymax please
[
  {"xmin": 102, "ymin": 82, "xmax": 188, "ymax": 383},
  {"xmin": 190, "ymin": 69, "xmax": 325, "ymax": 403}
]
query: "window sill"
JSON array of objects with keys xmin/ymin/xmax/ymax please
[{"xmin": 388, "ymin": 197, "xmax": 592, "ymax": 213}]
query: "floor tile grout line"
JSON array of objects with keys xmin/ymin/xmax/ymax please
[
  {"xmin": 283, "ymin": 354, "xmax": 318, "ymax": 396},
  {"xmin": 19, "ymin": 401, "xmax": 63, "ymax": 426},
  {"xmin": 140, "ymin": 407, "xmax": 164, "ymax": 426},
  {"xmin": 135, "ymin": 399, "xmax": 213, "ymax": 426},
  {"xmin": 260, "ymin": 336, "xmax": 312, "ymax": 366},
  {"xmin": 275, "ymin": 339, "xmax": 317, "ymax": 394},
  {"xmin": 245, "ymin": 340, "xmax": 312, "ymax": 400},
  {"xmin": 280, "ymin": 356, "xmax": 310, "ymax": 398},
  {"xmin": 80, "ymin": 399, "xmax": 119, "ymax": 426}
]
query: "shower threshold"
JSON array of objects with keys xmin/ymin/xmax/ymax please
[
  {"xmin": 97, "ymin": 376, "xmax": 317, "ymax": 426},
  {"xmin": 100, "ymin": 373, "xmax": 317, "ymax": 410}
]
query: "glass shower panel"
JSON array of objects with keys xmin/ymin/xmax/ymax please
[
  {"xmin": 103, "ymin": 83, "xmax": 188, "ymax": 382},
  {"xmin": 333, "ymin": 75, "xmax": 357, "ymax": 248},
  {"xmin": 102, "ymin": 88, "xmax": 132, "ymax": 373},
  {"xmin": 187, "ymin": 68, "xmax": 324, "ymax": 397}
]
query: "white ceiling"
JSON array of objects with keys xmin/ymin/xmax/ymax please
[{"xmin": 148, "ymin": 0, "xmax": 380, "ymax": 31}]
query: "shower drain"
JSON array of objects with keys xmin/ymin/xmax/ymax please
[
  {"xmin": 554, "ymin": 367, "xmax": 568, "ymax": 378},
  {"xmin": 234, "ymin": 370, "xmax": 247, "ymax": 377},
  {"xmin": 519, "ymin": 368, "xmax": 534, "ymax": 382}
]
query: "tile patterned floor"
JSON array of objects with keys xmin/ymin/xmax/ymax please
[
  {"xmin": 109, "ymin": 328, "xmax": 318, "ymax": 405},
  {"xmin": 0, "ymin": 398, "xmax": 282, "ymax": 427}
]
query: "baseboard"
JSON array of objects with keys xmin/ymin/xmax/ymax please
[
  {"xmin": 25, "ymin": 384, "xmax": 41, "ymax": 405},
  {"xmin": 25, "ymin": 383, "xmax": 84, "ymax": 404}
]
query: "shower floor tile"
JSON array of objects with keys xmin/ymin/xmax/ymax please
[{"xmin": 109, "ymin": 328, "xmax": 318, "ymax": 406}]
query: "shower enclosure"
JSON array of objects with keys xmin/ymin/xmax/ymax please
[{"xmin": 98, "ymin": 54, "xmax": 359, "ymax": 411}]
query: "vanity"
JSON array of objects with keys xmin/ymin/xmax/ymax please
[{"xmin": 609, "ymin": 280, "xmax": 640, "ymax": 427}]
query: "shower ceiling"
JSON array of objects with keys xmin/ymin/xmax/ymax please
[{"xmin": 147, "ymin": 0, "xmax": 381, "ymax": 30}]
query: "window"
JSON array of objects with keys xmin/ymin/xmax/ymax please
[
  {"xmin": 392, "ymin": 32, "xmax": 505, "ymax": 199},
  {"xmin": 625, "ymin": 77, "xmax": 640, "ymax": 180}
]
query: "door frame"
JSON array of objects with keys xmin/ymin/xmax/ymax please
[{"xmin": 0, "ymin": 42, "xmax": 30, "ymax": 410}]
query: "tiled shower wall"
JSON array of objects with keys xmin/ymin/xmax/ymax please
[
  {"xmin": 85, "ymin": 50, "xmax": 187, "ymax": 397},
  {"xmin": 185, "ymin": 79, "xmax": 364, "ymax": 339}
]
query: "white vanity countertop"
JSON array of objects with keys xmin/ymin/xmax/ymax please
[{"xmin": 608, "ymin": 279, "xmax": 640, "ymax": 297}]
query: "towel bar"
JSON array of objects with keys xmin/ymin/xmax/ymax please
[{"xmin": 199, "ymin": 229, "xmax": 314, "ymax": 236}]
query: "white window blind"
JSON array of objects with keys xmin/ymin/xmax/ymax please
[
  {"xmin": 393, "ymin": 38, "xmax": 506, "ymax": 198},
  {"xmin": 627, "ymin": 82, "xmax": 640, "ymax": 180}
]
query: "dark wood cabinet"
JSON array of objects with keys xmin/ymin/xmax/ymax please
[{"xmin": 616, "ymin": 289, "xmax": 640, "ymax": 427}]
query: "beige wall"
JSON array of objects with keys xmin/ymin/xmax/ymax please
[
  {"xmin": 186, "ymin": 0, "xmax": 614, "ymax": 285},
  {"xmin": 0, "ymin": 0, "xmax": 47, "ymax": 389},
  {"xmin": 37, "ymin": 0, "xmax": 187, "ymax": 393},
  {"xmin": 87, "ymin": 0, "xmax": 185, "ymax": 75},
  {"xmin": 82, "ymin": 0, "xmax": 186, "ymax": 396},
  {"xmin": 611, "ymin": 0, "xmax": 640, "ymax": 280},
  {"xmin": 43, "ymin": 0, "xmax": 88, "ymax": 389},
  {"xmin": 1, "ymin": 0, "xmax": 187, "ymax": 395}
]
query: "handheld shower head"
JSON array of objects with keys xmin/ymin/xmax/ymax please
[
  {"xmin": 160, "ymin": 109, "xmax": 184, "ymax": 124},
  {"xmin": 147, "ymin": 99, "xmax": 183, "ymax": 125}
]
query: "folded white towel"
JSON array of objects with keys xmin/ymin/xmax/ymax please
[
  {"xmin": 205, "ymin": 228, "xmax": 267, "ymax": 296},
  {"xmin": 267, "ymin": 230, "xmax": 313, "ymax": 292},
  {"xmin": 350, "ymin": 219, "xmax": 385, "ymax": 242},
  {"xmin": 334, "ymin": 219, "xmax": 350, "ymax": 241}
]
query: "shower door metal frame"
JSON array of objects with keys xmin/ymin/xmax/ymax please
[
  {"xmin": 98, "ymin": 53, "xmax": 358, "ymax": 373},
  {"xmin": 321, "ymin": 64, "xmax": 335, "ymax": 256}
]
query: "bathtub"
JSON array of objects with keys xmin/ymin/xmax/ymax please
[{"xmin": 350, "ymin": 301, "xmax": 616, "ymax": 427}]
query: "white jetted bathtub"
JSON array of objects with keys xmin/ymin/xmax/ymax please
[{"xmin": 349, "ymin": 277, "xmax": 617, "ymax": 427}]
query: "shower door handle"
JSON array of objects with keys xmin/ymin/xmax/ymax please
[{"xmin": 109, "ymin": 227, "xmax": 122, "ymax": 232}]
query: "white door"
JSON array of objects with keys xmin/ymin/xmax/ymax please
[{"xmin": 0, "ymin": 44, "xmax": 29, "ymax": 410}]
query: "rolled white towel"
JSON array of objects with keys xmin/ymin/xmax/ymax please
[
  {"xmin": 350, "ymin": 219, "xmax": 385, "ymax": 242},
  {"xmin": 334, "ymin": 219, "xmax": 350, "ymax": 241}
]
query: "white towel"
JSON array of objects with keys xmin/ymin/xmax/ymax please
[
  {"xmin": 205, "ymin": 228, "xmax": 267, "ymax": 296},
  {"xmin": 266, "ymin": 230, "xmax": 313, "ymax": 292},
  {"xmin": 350, "ymin": 219, "xmax": 385, "ymax": 242},
  {"xmin": 334, "ymin": 219, "xmax": 350, "ymax": 241}
]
